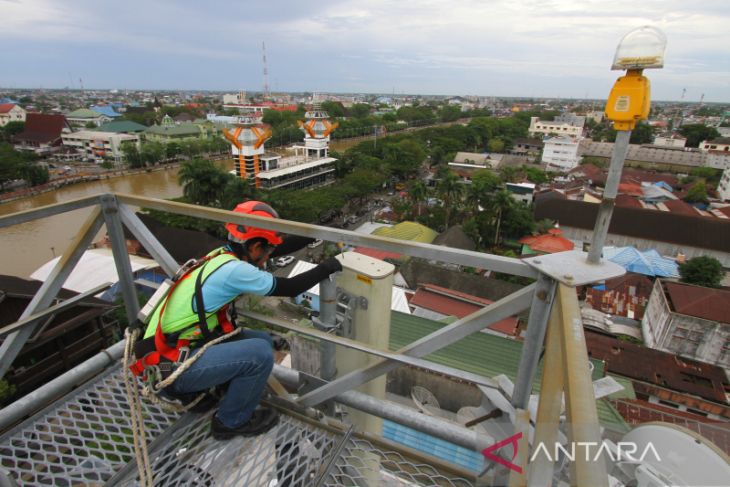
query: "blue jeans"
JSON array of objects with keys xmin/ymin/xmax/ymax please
[{"xmin": 168, "ymin": 329, "xmax": 274, "ymax": 428}]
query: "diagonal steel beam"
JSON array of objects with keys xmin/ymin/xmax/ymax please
[
  {"xmin": 0, "ymin": 282, "xmax": 112, "ymax": 340},
  {"xmin": 298, "ymin": 283, "xmax": 535, "ymax": 407},
  {"xmin": 0, "ymin": 206, "xmax": 104, "ymax": 378},
  {"xmin": 118, "ymin": 203, "xmax": 179, "ymax": 277},
  {"xmin": 100, "ymin": 195, "xmax": 141, "ymax": 323},
  {"xmin": 0, "ymin": 195, "xmax": 98, "ymax": 230}
]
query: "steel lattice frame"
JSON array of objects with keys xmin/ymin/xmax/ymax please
[{"xmin": 0, "ymin": 366, "xmax": 476, "ymax": 486}]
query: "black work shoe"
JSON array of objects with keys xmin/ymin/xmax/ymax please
[{"xmin": 210, "ymin": 407, "xmax": 280, "ymax": 440}]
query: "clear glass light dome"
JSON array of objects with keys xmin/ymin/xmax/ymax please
[{"xmin": 611, "ymin": 26, "xmax": 667, "ymax": 70}]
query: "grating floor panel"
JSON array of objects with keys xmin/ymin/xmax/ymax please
[{"xmin": 0, "ymin": 366, "xmax": 476, "ymax": 486}]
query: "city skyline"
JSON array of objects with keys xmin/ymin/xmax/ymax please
[{"xmin": 2, "ymin": 0, "xmax": 729, "ymax": 103}]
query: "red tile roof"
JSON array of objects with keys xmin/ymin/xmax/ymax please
[
  {"xmin": 409, "ymin": 283, "xmax": 519, "ymax": 333},
  {"xmin": 15, "ymin": 113, "xmax": 69, "ymax": 144},
  {"xmin": 615, "ymin": 194, "xmax": 643, "ymax": 209},
  {"xmin": 618, "ymin": 182, "xmax": 643, "ymax": 196},
  {"xmin": 717, "ymin": 206, "xmax": 730, "ymax": 218},
  {"xmin": 664, "ymin": 281, "xmax": 730, "ymax": 324},
  {"xmin": 518, "ymin": 228, "xmax": 574, "ymax": 254},
  {"xmin": 0, "ymin": 103, "xmax": 18, "ymax": 114}
]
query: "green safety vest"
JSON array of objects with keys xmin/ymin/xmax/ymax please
[{"xmin": 143, "ymin": 250, "xmax": 239, "ymax": 342}]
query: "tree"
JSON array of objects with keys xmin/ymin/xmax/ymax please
[
  {"xmin": 629, "ymin": 122, "xmax": 654, "ymax": 144},
  {"xmin": 0, "ymin": 142, "xmax": 38, "ymax": 189},
  {"xmin": 684, "ymin": 181, "xmax": 709, "ymax": 204},
  {"xmin": 178, "ymin": 158, "xmax": 229, "ymax": 206},
  {"xmin": 140, "ymin": 141, "xmax": 165, "ymax": 166},
  {"xmin": 408, "ymin": 179, "xmax": 428, "ymax": 217},
  {"xmin": 679, "ymin": 124, "xmax": 721, "ymax": 148},
  {"xmin": 679, "ymin": 256, "xmax": 724, "ymax": 288},
  {"xmin": 121, "ymin": 142, "xmax": 144, "ymax": 168},
  {"xmin": 383, "ymin": 139, "xmax": 426, "ymax": 178},
  {"xmin": 20, "ymin": 164, "xmax": 49, "ymax": 186},
  {"xmin": 487, "ymin": 138, "xmax": 505, "ymax": 153},
  {"xmin": 348, "ymin": 103, "xmax": 371, "ymax": 119},
  {"xmin": 490, "ymin": 189, "xmax": 514, "ymax": 245},
  {"xmin": 0, "ymin": 121, "xmax": 25, "ymax": 142},
  {"xmin": 437, "ymin": 170, "xmax": 463, "ymax": 229}
]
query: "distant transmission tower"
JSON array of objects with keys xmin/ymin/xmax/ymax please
[
  {"xmin": 79, "ymin": 77, "xmax": 84, "ymax": 94},
  {"xmin": 262, "ymin": 42, "xmax": 270, "ymax": 101}
]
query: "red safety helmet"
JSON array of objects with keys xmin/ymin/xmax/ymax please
[{"xmin": 225, "ymin": 201, "xmax": 283, "ymax": 245}]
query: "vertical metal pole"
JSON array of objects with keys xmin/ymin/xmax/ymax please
[
  {"xmin": 511, "ymin": 274, "xmax": 557, "ymax": 409},
  {"xmin": 318, "ymin": 276, "xmax": 338, "ymax": 381},
  {"xmin": 587, "ymin": 130, "xmax": 631, "ymax": 264},
  {"xmin": 0, "ymin": 207, "xmax": 104, "ymax": 378},
  {"xmin": 100, "ymin": 194, "xmax": 140, "ymax": 323},
  {"xmin": 508, "ymin": 408, "xmax": 530, "ymax": 487},
  {"xmin": 527, "ymin": 303, "xmax": 565, "ymax": 487},
  {"xmin": 557, "ymin": 283, "xmax": 608, "ymax": 487}
]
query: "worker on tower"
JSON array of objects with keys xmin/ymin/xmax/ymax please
[{"xmin": 130, "ymin": 201, "xmax": 342, "ymax": 439}]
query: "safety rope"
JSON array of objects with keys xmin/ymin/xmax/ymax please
[
  {"xmin": 122, "ymin": 327, "xmax": 154, "ymax": 487},
  {"xmin": 122, "ymin": 326, "xmax": 242, "ymax": 485}
]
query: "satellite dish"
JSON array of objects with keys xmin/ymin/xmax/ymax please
[
  {"xmin": 410, "ymin": 386, "xmax": 441, "ymax": 416},
  {"xmin": 620, "ymin": 422, "xmax": 730, "ymax": 486}
]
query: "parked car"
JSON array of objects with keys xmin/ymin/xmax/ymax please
[
  {"xmin": 275, "ymin": 256, "xmax": 296, "ymax": 267},
  {"xmin": 307, "ymin": 239, "xmax": 324, "ymax": 249}
]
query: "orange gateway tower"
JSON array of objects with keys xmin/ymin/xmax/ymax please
[
  {"xmin": 222, "ymin": 114, "xmax": 272, "ymax": 188},
  {"xmin": 297, "ymin": 104, "xmax": 338, "ymax": 159}
]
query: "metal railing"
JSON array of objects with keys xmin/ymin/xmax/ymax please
[{"xmin": 0, "ymin": 192, "xmax": 626, "ymax": 486}]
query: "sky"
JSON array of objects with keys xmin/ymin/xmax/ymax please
[{"xmin": 1, "ymin": 0, "xmax": 729, "ymax": 102}]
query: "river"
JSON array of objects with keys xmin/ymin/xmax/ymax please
[
  {"xmin": 0, "ymin": 138, "xmax": 368, "ymax": 279},
  {"xmin": 0, "ymin": 161, "xmax": 233, "ymax": 278}
]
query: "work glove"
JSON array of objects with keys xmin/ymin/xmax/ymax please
[{"xmin": 320, "ymin": 257, "xmax": 342, "ymax": 275}]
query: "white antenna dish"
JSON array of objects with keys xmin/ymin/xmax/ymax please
[
  {"xmin": 620, "ymin": 422, "xmax": 730, "ymax": 486},
  {"xmin": 410, "ymin": 386, "xmax": 441, "ymax": 416}
]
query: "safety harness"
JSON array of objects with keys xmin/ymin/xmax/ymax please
[{"xmin": 128, "ymin": 252, "xmax": 238, "ymax": 383}]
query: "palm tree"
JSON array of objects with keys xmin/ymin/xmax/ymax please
[
  {"xmin": 178, "ymin": 158, "xmax": 228, "ymax": 206},
  {"xmin": 491, "ymin": 189, "xmax": 513, "ymax": 246},
  {"xmin": 437, "ymin": 171, "xmax": 464, "ymax": 229},
  {"xmin": 464, "ymin": 184, "xmax": 483, "ymax": 217},
  {"xmin": 408, "ymin": 180, "xmax": 428, "ymax": 217}
]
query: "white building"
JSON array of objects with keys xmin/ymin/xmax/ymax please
[
  {"xmin": 0, "ymin": 103, "xmax": 26, "ymax": 127},
  {"xmin": 718, "ymin": 168, "xmax": 730, "ymax": 202},
  {"xmin": 653, "ymin": 136, "xmax": 687, "ymax": 149},
  {"xmin": 528, "ymin": 116, "xmax": 583, "ymax": 138},
  {"xmin": 541, "ymin": 136, "xmax": 581, "ymax": 171},
  {"xmin": 642, "ymin": 280, "xmax": 730, "ymax": 369},
  {"xmin": 222, "ymin": 91, "xmax": 246, "ymax": 105},
  {"xmin": 61, "ymin": 130, "xmax": 140, "ymax": 163},
  {"xmin": 699, "ymin": 138, "xmax": 730, "ymax": 154}
]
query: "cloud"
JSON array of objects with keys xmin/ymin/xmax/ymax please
[{"xmin": 1, "ymin": 0, "xmax": 729, "ymax": 100}]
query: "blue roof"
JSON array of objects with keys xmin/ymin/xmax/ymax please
[
  {"xmin": 653, "ymin": 181, "xmax": 674, "ymax": 192},
  {"xmin": 603, "ymin": 246, "xmax": 679, "ymax": 278},
  {"xmin": 0, "ymin": 97, "xmax": 19, "ymax": 104},
  {"xmin": 382, "ymin": 420, "xmax": 484, "ymax": 473},
  {"xmin": 90, "ymin": 105, "xmax": 121, "ymax": 117}
]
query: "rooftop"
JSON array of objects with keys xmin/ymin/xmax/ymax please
[{"xmin": 663, "ymin": 281, "xmax": 730, "ymax": 324}]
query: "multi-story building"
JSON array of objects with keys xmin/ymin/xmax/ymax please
[
  {"xmin": 14, "ymin": 113, "xmax": 72, "ymax": 155},
  {"xmin": 145, "ymin": 114, "xmax": 206, "ymax": 144},
  {"xmin": 61, "ymin": 130, "xmax": 140, "ymax": 163},
  {"xmin": 541, "ymin": 136, "xmax": 580, "ymax": 171},
  {"xmin": 0, "ymin": 103, "xmax": 26, "ymax": 126},
  {"xmin": 528, "ymin": 116, "xmax": 583, "ymax": 138},
  {"xmin": 66, "ymin": 108, "xmax": 112, "ymax": 128},
  {"xmin": 699, "ymin": 137, "xmax": 730, "ymax": 154},
  {"xmin": 718, "ymin": 168, "xmax": 730, "ymax": 202},
  {"xmin": 653, "ymin": 136, "xmax": 687, "ymax": 148},
  {"xmin": 642, "ymin": 280, "xmax": 730, "ymax": 369}
]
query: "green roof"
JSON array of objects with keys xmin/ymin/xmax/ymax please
[
  {"xmin": 146, "ymin": 123, "xmax": 201, "ymax": 136},
  {"xmin": 67, "ymin": 108, "xmax": 103, "ymax": 119},
  {"xmin": 389, "ymin": 311, "xmax": 630, "ymax": 433},
  {"xmin": 97, "ymin": 120, "xmax": 148, "ymax": 133},
  {"xmin": 373, "ymin": 222, "xmax": 438, "ymax": 243}
]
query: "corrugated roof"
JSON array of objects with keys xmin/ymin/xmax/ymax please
[
  {"xmin": 664, "ymin": 281, "xmax": 730, "ymax": 324},
  {"xmin": 66, "ymin": 108, "xmax": 104, "ymax": 119},
  {"xmin": 97, "ymin": 120, "xmax": 149, "ymax": 133},
  {"xmin": 389, "ymin": 311, "xmax": 629, "ymax": 432},
  {"xmin": 90, "ymin": 105, "xmax": 121, "ymax": 118},
  {"xmin": 372, "ymin": 221, "xmax": 438, "ymax": 243},
  {"xmin": 518, "ymin": 229, "xmax": 574, "ymax": 254},
  {"xmin": 585, "ymin": 330, "xmax": 728, "ymax": 404},
  {"xmin": 15, "ymin": 113, "xmax": 70, "ymax": 144},
  {"xmin": 146, "ymin": 123, "xmax": 201, "ymax": 136},
  {"xmin": 603, "ymin": 246, "xmax": 679, "ymax": 278},
  {"xmin": 534, "ymin": 198, "xmax": 730, "ymax": 253}
]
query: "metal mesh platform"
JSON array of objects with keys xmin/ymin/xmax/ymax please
[{"xmin": 0, "ymin": 366, "xmax": 476, "ymax": 486}]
